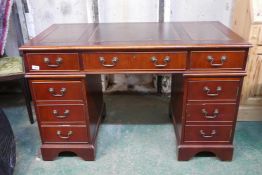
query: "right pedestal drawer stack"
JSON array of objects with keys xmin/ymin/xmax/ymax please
[
  {"xmin": 172, "ymin": 74, "xmax": 245, "ymax": 161},
  {"xmin": 171, "ymin": 49, "xmax": 247, "ymax": 161},
  {"xmin": 184, "ymin": 77, "xmax": 241, "ymax": 143}
]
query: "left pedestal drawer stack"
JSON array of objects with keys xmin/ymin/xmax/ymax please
[
  {"xmin": 26, "ymin": 53, "xmax": 104, "ymax": 161},
  {"xmin": 31, "ymin": 79, "xmax": 90, "ymax": 142}
]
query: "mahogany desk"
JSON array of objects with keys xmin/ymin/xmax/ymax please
[{"xmin": 20, "ymin": 22, "xmax": 251, "ymax": 161}]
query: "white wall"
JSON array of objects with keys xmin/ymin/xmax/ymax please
[
  {"xmin": 98, "ymin": 0, "xmax": 159, "ymax": 23},
  {"xmin": 27, "ymin": 0, "xmax": 92, "ymax": 36},
  {"xmin": 26, "ymin": 0, "xmax": 234, "ymax": 37},
  {"xmin": 169, "ymin": 0, "xmax": 233, "ymax": 26}
]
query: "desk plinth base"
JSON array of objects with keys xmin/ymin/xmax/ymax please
[
  {"xmin": 177, "ymin": 145, "xmax": 233, "ymax": 161},
  {"xmin": 41, "ymin": 144, "xmax": 96, "ymax": 161}
]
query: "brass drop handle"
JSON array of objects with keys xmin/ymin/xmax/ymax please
[
  {"xmin": 207, "ymin": 56, "xmax": 227, "ymax": 67},
  {"xmin": 56, "ymin": 130, "xmax": 73, "ymax": 139},
  {"xmin": 151, "ymin": 56, "xmax": 170, "ymax": 67},
  {"xmin": 44, "ymin": 57, "xmax": 63, "ymax": 67},
  {"xmin": 200, "ymin": 129, "xmax": 216, "ymax": 138},
  {"xmin": 48, "ymin": 87, "xmax": 66, "ymax": 97},
  {"xmin": 201, "ymin": 108, "xmax": 219, "ymax": 119},
  {"xmin": 203, "ymin": 86, "xmax": 222, "ymax": 97},
  {"xmin": 52, "ymin": 109, "xmax": 70, "ymax": 119},
  {"xmin": 99, "ymin": 57, "xmax": 118, "ymax": 67}
]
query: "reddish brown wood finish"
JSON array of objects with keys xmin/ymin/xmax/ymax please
[
  {"xmin": 30, "ymin": 80, "xmax": 85, "ymax": 101},
  {"xmin": 28, "ymin": 76, "xmax": 104, "ymax": 160},
  {"xmin": 171, "ymin": 74, "xmax": 186, "ymax": 141},
  {"xmin": 187, "ymin": 79, "xmax": 240, "ymax": 101},
  {"xmin": 36, "ymin": 104, "xmax": 86, "ymax": 124},
  {"xmin": 83, "ymin": 52, "xmax": 187, "ymax": 71},
  {"xmin": 84, "ymin": 75, "xmax": 104, "ymax": 142},
  {"xmin": 170, "ymin": 73, "xmax": 245, "ymax": 161},
  {"xmin": 20, "ymin": 22, "xmax": 251, "ymax": 161},
  {"xmin": 83, "ymin": 53, "xmax": 132, "ymax": 70},
  {"xmin": 19, "ymin": 22, "xmax": 250, "ymax": 51},
  {"xmin": 177, "ymin": 145, "xmax": 234, "ymax": 161},
  {"xmin": 190, "ymin": 51, "xmax": 246, "ymax": 70},
  {"xmin": 132, "ymin": 52, "xmax": 187, "ymax": 70},
  {"xmin": 186, "ymin": 103, "xmax": 236, "ymax": 122},
  {"xmin": 183, "ymin": 125, "xmax": 232, "ymax": 143},
  {"xmin": 41, "ymin": 144, "xmax": 95, "ymax": 161},
  {"xmin": 41, "ymin": 125, "xmax": 89, "ymax": 143},
  {"xmin": 26, "ymin": 53, "xmax": 80, "ymax": 72}
]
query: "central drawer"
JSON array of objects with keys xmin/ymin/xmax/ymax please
[
  {"xmin": 83, "ymin": 53, "xmax": 132, "ymax": 70},
  {"xmin": 82, "ymin": 52, "xmax": 187, "ymax": 70}
]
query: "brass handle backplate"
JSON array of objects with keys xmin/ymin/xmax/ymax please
[
  {"xmin": 56, "ymin": 130, "xmax": 73, "ymax": 139},
  {"xmin": 48, "ymin": 87, "xmax": 66, "ymax": 97},
  {"xmin": 200, "ymin": 129, "xmax": 216, "ymax": 138},
  {"xmin": 201, "ymin": 108, "xmax": 219, "ymax": 119},
  {"xmin": 52, "ymin": 109, "xmax": 70, "ymax": 119},
  {"xmin": 207, "ymin": 56, "xmax": 227, "ymax": 67},
  {"xmin": 203, "ymin": 86, "xmax": 222, "ymax": 97},
  {"xmin": 44, "ymin": 57, "xmax": 63, "ymax": 68},
  {"xmin": 99, "ymin": 57, "xmax": 118, "ymax": 67},
  {"xmin": 151, "ymin": 56, "xmax": 170, "ymax": 67}
]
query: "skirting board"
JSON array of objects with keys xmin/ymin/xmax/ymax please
[{"xmin": 238, "ymin": 105, "xmax": 262, "ymax": 121}]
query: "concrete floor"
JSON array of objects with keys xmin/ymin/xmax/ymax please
[{"xmin": 1, "ymin": 93, "xmax": 262, "ymax": 175}]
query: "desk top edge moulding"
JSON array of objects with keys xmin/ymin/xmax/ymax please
[{"xmin": 20, "ymin": 21, "xmax": 251, "ymax": 161}]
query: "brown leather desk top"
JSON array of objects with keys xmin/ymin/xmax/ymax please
[{"xmin": 20, "ymin": 21, "xmax": 250, "ymax": 51}]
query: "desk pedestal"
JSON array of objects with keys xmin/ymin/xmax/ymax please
[
  {"xmin": 170, "ymin": 74, "xmax": 244, "ymax": 161},
  {"xmin": 29, "ymin": 75, "xmax": 105, "ymax": 161}
]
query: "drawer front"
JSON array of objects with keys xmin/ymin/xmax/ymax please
[
  {"xmin": 27, "ymin": 53, "xmax": 80, "ymax": 72},
  {"xmin": 133, "ymin": 52, "xmax": 187, "ymax": 70},
  {"xmin": 31, "ymin": 80, "xmax": 85, "ymax": 101},
  {"xmin": 187, "ymin": 79, "xmax": 240, "ymax": 101},
  {"xmin": 186, "ymin": 103, "xmax": 236, "ymax": 122},
  {"xmin": 83, "ymin": 52, "xmax": 187, "ymax": 70},
  {"xmin": 37, "ymin": 104, "xmax": 86, "ymax": 123},
  {"xmin": 83, "ymin": 53, "xmax": 132, "ymax": 70},
  {"xmin": 41, "ymin": 125, "xmax": 89, "ymax": 143},
  {"xmin": 184, "ymin": 125, "xmax": 232, "ymax": 142},
  {"xmin": 190, "ymin": 51, "xmax": 246, "ymax": 70}
]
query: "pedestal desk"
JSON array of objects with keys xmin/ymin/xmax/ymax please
[{"xmin": 20, "ymin": 22, "xmax": 250, "ymax": 161}]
